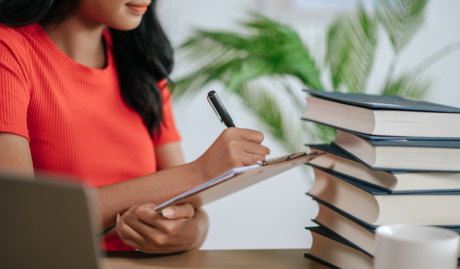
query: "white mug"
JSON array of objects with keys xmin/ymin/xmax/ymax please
[{"xmin": 374, "ymin": 224, "xmax": 459, "ymax": 269}]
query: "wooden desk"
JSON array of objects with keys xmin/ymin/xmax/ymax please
[{"xmin": 103, "ymin": 249, "xmax": 329, "ymax": 269}]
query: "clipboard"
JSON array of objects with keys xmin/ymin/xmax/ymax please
[{"xmin": 154, "ymin": 151, "xmax": 323, "ymax": 212}]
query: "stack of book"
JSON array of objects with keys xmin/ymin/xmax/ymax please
[{"xmin": 301, "ymin": 89, "xmax": 460, "ymax": 269}]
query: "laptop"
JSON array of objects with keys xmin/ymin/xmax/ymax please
[{"xmin": 0, "ymin": 173, "xmax": 104, "ymax": 269}]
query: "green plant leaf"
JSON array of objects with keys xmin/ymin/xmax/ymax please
[
  {"xmin": 171, "ymin": 12, "xmax": 324, "ymax": 100},
  {"xmin": 170, "ymin": 12, "xmax": 326, "ymax": 151},
  {"xmin": 236, "ymin": 82, "xmax": 306, "ymax": 152},
  {"xmin": 170, "ymin": 6, "xmax": 432, "ymax": 155},
  {"xmin": 377, "ymin": 0, "xmax": 429, "ymax": 53},
  {"xmin": 381, "ymin": 72, "xmax": 431, "ymax": 99},
  {"xmin": 326, "ymin": 4, "xmax": 377, "ymax": 93}
]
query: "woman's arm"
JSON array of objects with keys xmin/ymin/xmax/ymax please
[
  {"xmin": 115, "ymin": 141, "xmax": 208, "ymax": 252},
  {"xmin": 0, "ymin": 133, "xmax": 34, "ymax": 177},
  {"xmin": 96, "ymin": 127, "xmax": 269, "ymax": 230},
  {"xmin": 0, "ymin": 133, "xmax": 209, "ymax": 253},
  {"xmin": 0, "ymin": 128, "xmax": 270, "ymax": 230},
  {"xmin": 0, "ymin": 128, "xmax": 267, "ymax": 253},
  {"xmin": 155, "ymin": 142, "xmax": 185, "ymax": 170}
]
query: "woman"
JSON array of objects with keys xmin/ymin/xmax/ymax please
[{"xmin": 0, "ymin": 0, "xmax": 270, "ymax": 253}]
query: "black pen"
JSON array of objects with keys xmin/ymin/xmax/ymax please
[{"xmin": 207, "ymin": 91, "xmax": 235, "ymax": 128}]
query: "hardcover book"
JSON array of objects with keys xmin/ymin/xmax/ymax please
[
  {"xmin": 333, "ymin": 129, "xmax": 460, "ymax": 171},
  {"xmin": 306, "ymin": 226, "xmax": 373, "ymax": 269},
  {"xmin": 306, "ymin": 225, "xmax": 460, "ymax": 268},
  {"xmin": 302, "ymin": 89, "xmax": 460, "ymax": 138},
  {"xmin": 312, "ymin": 201, "xmax": 460, "ymax": 258},
  {"xmin": 308, "ymin": 167, "xmax": 460, "ymax": 226},
  {"xmin": 307, "ymin": 144, "xmax": 460, "ymax": 192}
]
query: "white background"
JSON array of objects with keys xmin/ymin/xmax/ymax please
[{"xmin": 158, "ymin": 0, "xmax": 460, "ymax": 249}]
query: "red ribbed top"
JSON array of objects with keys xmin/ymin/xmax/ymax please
[{"xmin": 0, "ymin": 23, "xmax": 181, "ymax": 250}]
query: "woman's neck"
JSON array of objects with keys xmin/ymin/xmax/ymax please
[{"xmin": 41, "ymin": 13, "xmax": 107, "ymax": 69}]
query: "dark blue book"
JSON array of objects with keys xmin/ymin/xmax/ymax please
[
  {"xmin": 302, "ymin": 118, "xmax": 460, "ymax": 141},
  {"xmin": 308, "ymin": 167, "xmax": 460, "ymax": 226},
  {"xmin": 310, "ymin": 200, "xmax": 460, "ymax": 265},
  {"xmin": 306, "ymin": 221, "xmax": 460, "ymax": 267},
  {"xmin": 302, "ymin": 89, "xmax": 460, "ymax": 138},
  {"xmin": 306, "ymin": 144, "xmax": 460, "ymax": 192},
  {"xmin": 305, "ymin": 226, "xmax": 373, "ymax": 269},
  {"xmin": 304, "ymin": 89, "xmax": 460, "ymax": 112},
  {"xmin": 332, "ymin": 129, "xmax": 460, "ymax": 172}
]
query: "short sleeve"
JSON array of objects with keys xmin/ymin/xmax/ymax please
[
  {"xmin": 152, "ymin": 80, "xmax": 181, "ymax": 146},
  {"xmin": 0, "ymin": 28, "xmax": 31, "ymax": 141}
]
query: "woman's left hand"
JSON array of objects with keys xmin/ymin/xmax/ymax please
[{"xmin": 116, "ymin": 203, "xmax": 207, "ymax": 254}]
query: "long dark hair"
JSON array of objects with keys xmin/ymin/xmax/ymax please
[{"xmin": 0, "ymin": 0, "xmax": 173, "ymax": 136}]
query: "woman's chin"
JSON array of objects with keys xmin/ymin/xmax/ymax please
[{"xmin": 107, "ymin": 18, "xmax": 143, "ymax": 31}]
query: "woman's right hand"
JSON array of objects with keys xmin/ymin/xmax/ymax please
[{"xmin": 193, "ymin": 128, "xmax": 271, "ymax": 180}]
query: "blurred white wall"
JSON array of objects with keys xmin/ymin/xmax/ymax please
[{"xmin": 158, "ymin": 0, "xmax": 460, "ymax": 249}]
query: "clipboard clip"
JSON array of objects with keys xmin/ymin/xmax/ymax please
[{"xmin": 261, "ymin": 151, "xmax": 317, "ymax": 166}]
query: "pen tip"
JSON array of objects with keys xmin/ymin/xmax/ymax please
[{"xmin": 208, "ymin": 90, "xmax": 216, "ymax": 97}]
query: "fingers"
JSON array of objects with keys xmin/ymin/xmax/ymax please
[
  {"xmin": 234, "ymin": 128, "xmax": 265, "ymax": 144},
  {"xmin": 223, "ymin": 128, "xmax": 271, "ymax": 156},
  {"xmin": 241, "ymin": 153, "xmax": 266, "ymax": 166},
  {"xmin": 226, "ymin": 129, "xmax": 270, "ymax": 165},
  {"xmin": 224, "ymin": 128, "xmax": 269, "ymax": 152},
  {"xmin": 242, "ymin": 140, "xmax": 271, "ymax": 157},
  {"xmin": 116, "ymin": 213, "xmax": 146, "ymax": 250},
  {"xmin": 196, "ymin": 127, "xmax": 272, "ymax": 180},
  {"xmin": 161, "ymin": 203, "xmax": 194, "ymax": 220},
  {"xmin": 116, "ymin": 203, "xmax": 198, "ymax": 253},
  {"xmin": 117, "ymin": 203, "xmax": 195, "ymax": 248},
  {"xmin": 145, "ymin": 204, "xmax": 194, "ymax": 236}
]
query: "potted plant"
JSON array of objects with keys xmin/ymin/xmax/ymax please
[{"xmin": 170, "ymin": 0, "xmax": 458, "ymax": 151}]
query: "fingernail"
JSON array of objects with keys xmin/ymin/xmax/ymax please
[
  {"xmin": 161, "ymin": 207, "xmax": 176, "ymax": 218},
  {"xmin": 116, "ymin": 213, "xmax": 120, "ymax": 224}
]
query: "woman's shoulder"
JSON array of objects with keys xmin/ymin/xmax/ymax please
[
  {"xmin": 0, "ymin": 24, "xmax": 29, "ymax": 45},
  {"xmin": 0, "ymin": 23, "xmax": 50, "ymax": 72},
  {"xmin": 0, "ymin": 24, "xmax": 34, "ymax": 59}
]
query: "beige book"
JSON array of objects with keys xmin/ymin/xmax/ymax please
[
  {"xmin": 303, "ymin": 95, "xmax": 460, "ymax": 138},
  {"xmin": 314, "ymin": 202, "xmax": 460, "ymax": 258},
  {"xmin": 307, "ymin": 227, "xmax": 373, "ymax": 269},
  {"xmin": 309, "ymin": 167, "xmax": 460, "ymax": 226},
  {"xmin": 308, "ymin": 144, "xmax": 460, "ymax": 192},
  {"xmin": 333, "ymin": 129, "xmax": 460, "ymax": 171}
]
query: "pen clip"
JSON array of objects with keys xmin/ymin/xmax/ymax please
[{"xmin": 207, "ymin": 95, "xmax": 223, "ymax": 123}]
